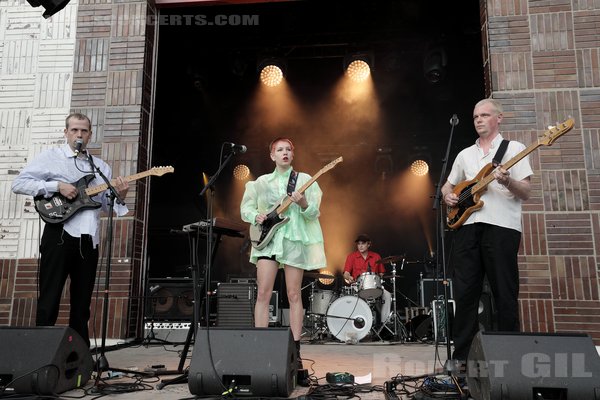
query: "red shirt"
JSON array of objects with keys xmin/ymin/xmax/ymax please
[{"xmin": 343, "ymin": 250, "xmax": 384, "ymax": 280}]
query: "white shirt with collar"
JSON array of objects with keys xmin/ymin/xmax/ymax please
[
  {"xmin": 447, "ymin": 134, "xmax": 533, "ymax": 232},
  {"xmin": 11, "ymin": 143, "xmax": 128, "ymax": 247}
]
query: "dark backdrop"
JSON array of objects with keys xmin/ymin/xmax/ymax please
[{"xmin": 148, "ymin": 0, "xmax": 483, "ymax": 309}]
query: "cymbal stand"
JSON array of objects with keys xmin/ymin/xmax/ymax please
[
  {"xmin": 302, "ymin": 281, "xmax": 324, "ymax": 341},
  {"xmin": 376, "ymin": 259, "xmax": 408, "ymax": 341}
]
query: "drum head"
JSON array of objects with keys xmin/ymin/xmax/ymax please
[
  {"xmin": 311, "ymin": 289, "xmax": 337, "ymax": 315},
  {"xmin": 326, "ymin": 296, "xmax": 373, "ymax": 342}
]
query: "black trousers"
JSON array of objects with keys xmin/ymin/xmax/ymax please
[
  {"xmin": 37, "ymin": 223, "xmax": 98, "ymax": 347},
  {"xmin": 451, "ymin": 223, "xmax": 521, "ymax": 361}
]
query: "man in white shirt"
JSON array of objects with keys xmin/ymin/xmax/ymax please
[
  {"xmin": 441, "ymin": 98, "xmax": 533, "ymax": 362},
  {"xmin": 12, "ymin": 113, "xmax": 130, "ymax": 347}
]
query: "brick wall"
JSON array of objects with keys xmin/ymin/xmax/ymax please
[
  {"xmin": 1, "ymin": 0, "xmax": 598, "ymax": 344},
  {"xmin": 0, "ymin": 0, "xmax": 156, "ymax": 340},
  {"xmin": 481, "ymin": 0, "xmax": 600, "ymax": 342}
]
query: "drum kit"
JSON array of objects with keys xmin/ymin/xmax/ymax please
[{"xmin": 304, "ymin": 255, "xmax": 408, "ymax": 343}]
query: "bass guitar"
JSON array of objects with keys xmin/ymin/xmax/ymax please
[
  {"xmin": 249, "ymin": 157, "xmax": 343, "ymax": 250},
  {"xmin": 447, "ymin": 119, "xmax": 574, "ymax": 229},
  {"xmin": 34, "ymin": 166, "xmax": 174, "ymax": 224}
]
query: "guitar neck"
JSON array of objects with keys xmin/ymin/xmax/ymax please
[
  {"xmin": 85, "ymin": 170, "xmax": 154, "ymax": 196},
  {"xmin": 472, "ymin": 140, "xmax": 541, "ymax": 194},
  {"xmin": 276, "ymin": 170, "xmax": 326, "ymax": 214}
]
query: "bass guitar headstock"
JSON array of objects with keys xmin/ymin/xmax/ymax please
[{"xmin": 539, "ymin": 118, "xmax": 575, "ymax": 146}]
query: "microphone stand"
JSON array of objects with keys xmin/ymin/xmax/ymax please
[
  {"xmin": 432, "ymin": 114, "xmax": 459, "ymax": 374},
  {"xmin": 86, "ymin": 152, "xmax": 131, "ymax": 378},
  {"xmin": 157, "ymin": 147, "xmax": 238, "ymax": 389}
]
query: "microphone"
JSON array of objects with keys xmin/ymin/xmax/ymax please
[
  {"xmin": 74, "ymin": 139, "xmax": 84, "ymax": 155},
  {"xmin": 367, "ymin": 263, "xmax": 371, "ymax": 273},
  {"xmin": 450, "ymin": 114, "xmax": 459, "ymax": 126},
  {"xmin": 227, "ymin": 142, "xmax": 247, "ymax": 153}
]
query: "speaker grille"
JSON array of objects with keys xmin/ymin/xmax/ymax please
[
  {"xmin": 146, "ymin": 278, "xmax": 193, "ymax": 321},
  {"xmin": 217, "ymin": 283, "xmax": 255, "ymax": 327}
]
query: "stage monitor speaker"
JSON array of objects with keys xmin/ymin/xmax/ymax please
[
  {"xmin": 467, "ymin": 331, "xmax": 600, "ymax": 400},
  {"xmin": 188, "ymin": 327, "xmax": 297, "ymax": 397},
  {"xmin": 146, "ymin": 278, "xmax": 193, "ymax": 321},
  {"xmin": 0, "ymin": 326, "xmax": 93, "ymax": 394}
]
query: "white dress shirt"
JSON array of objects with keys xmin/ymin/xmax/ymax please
[{"xmin": 12, "ymin": 144, "xmax": 128, "ymax": 247}]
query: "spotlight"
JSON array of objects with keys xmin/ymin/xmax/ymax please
[
  {"xmin": 343, "ymin": 53, "xmax": 373, "ymax": 83},
  {"xmin": 318, "ymin": 270, "xmax": 335, "ymax": 286},
  {"xmin": 27, "ymin": 0, "xmax": 70, "ymax": 18},
  {"xmin": 423, "ymin": 47, "xmax": 447, "ymax": 84},
  {"xmin": 410, "ymin": 159, "xmax": 429, "ymax": 176},
  {"xmin": 257, "ymin": 58, "xmax": 286, "ymax": 87},
  {"xmin": 233, "ymin": 164, "xmax": 250, "ymax": 181},
  {"xmin": 409, "ymin": 148, "xmax": 431, "ymax": 176}
]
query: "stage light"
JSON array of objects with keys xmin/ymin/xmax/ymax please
[
  {"xmin": 257, "ymin": 58, "xmax": 286, "ymax": 87},
  {"xmin": 27, "ymin": 0, "xmax": 70, "ymax": 18},
  {"xmin": 233, "ymin": 164, "xmax": 250, "ymax": 181},
  {"xmin": 344, "ymin": 53, "xmax": 373, "ymax": 83},
  {"xmin": 423, "ymin": 47, "xmax": 447, "ymax": 84},
  {"xmin": 318, "ymin": 270, "xmax": 335, "ymax": 286},
  {"xmin": 410, "ymin": 159, "xmax": 429, "ymax": 176}
]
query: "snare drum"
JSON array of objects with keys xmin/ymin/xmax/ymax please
[
  {"xmin": 310, "ymin": 289, "xmax": 337, "ymax": 315},
  {"xmin": 357, "ymin": 272, "xmax": 383, "ymax": 299}
]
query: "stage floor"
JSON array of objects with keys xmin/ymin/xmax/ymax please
[{"xmin": 67, "ymin": 338, "xmax": 457, "ymax": 400}]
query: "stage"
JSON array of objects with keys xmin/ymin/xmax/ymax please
[{"xmin": 76, "ymin": 339, "xmax": 448, "ymax": 400}]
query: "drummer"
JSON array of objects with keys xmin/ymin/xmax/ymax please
[
  {"xmin": 343, "ymin": 234, "xmax": 384, "ymax": 283},
  {"xmin": 343, "ymin": 234, "xmax": 392, "ymax": 326}
]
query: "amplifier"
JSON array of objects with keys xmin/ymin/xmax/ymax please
[
  {"xmin": 146, "ymin": 278, "xmax": 193, "ymax": 321},
  {"xmin": 216, "ymin": 283, "xmax": 279, "ymax": 327},
  {"xmin": 217, "ymin": 283, "xmax": 255, "ymax": 327},
  {"xmin": 143, "ymin": 321, "xmax": 191, "ymax": 343},
  {"xmin": 419, "ymin": 278, "xmax": 453, "ymax": 307}
]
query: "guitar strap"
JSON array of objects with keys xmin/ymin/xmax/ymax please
[
  {"xmin": 492, "ymin": 139, "xmax": 510, "ymax": 167},
  {"xmin": 287, "ymin": 170, "xmax": 298, "ymax": 196}
]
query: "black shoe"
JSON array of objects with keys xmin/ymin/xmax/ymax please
[{"xmin": 295, "ymin": 340, "xmax": 303, "ymax": 370}]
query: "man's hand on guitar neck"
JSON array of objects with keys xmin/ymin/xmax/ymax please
[
  {"xmin": 493, "ymin": 166, "xmax": 511, "ymax": 186},
  {"xmin": 114, "ymin": 176, "xmax": 130, "ymax": 199},
  {"xmin": 493, "ymin": 166, "xmax": 531, "ymax": 201}
]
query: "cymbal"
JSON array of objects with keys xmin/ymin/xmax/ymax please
[
  {"xmin": 376, "ymin": 255, "xmax": 405, "ymax": 265},
  {"xmin": 382, "ymin": 273, "xmax": 404, "ymax": 279},
  {"xmin": 304, "ymin": 272, "xmax": 335, "ymax": 279}
]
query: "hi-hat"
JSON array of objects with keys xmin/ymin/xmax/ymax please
[
  {"xmin": 376, "ymin": 255, "xmax": 405, "ymax": 265},
  {"xmin": 382, "ymin": 273, "xmax": 405, "ymax": 279},
  {"xmin": 304, "ymin": 272, "xmax": 335, "ymax": 279}
]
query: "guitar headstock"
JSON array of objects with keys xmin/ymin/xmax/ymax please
[
  {"xmin": 323, "ymin": 156, "xmax": 343, "ymax": 172},
  {"xmin": 539, "ymin": 118, "xmax": 575, "ymax": 146},
  {"xmin": 149, "ymin": 166, "xmax": 175, "ymax": 176}
]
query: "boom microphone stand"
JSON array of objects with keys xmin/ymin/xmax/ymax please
[
  {"xmin": 157, "ymin": 144, "xmax": 240, "ymax": 389},
  {"xmin": 86, "ymin": 152, "xmax": 132, "ymax": 378},
  {"xmin": 432, "ymin": 114, "xmax": 459, "ymax": 373}
]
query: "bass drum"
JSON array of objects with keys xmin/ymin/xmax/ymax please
[{"xmin": 326, "ymin": 296, "xmax": 373, "ymax": 343}]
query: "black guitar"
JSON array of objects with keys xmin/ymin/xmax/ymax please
[
  {"xmin": 34, "ymin": 166, "xmax": 174, "ymax": 224},
  {"xmin": 249, "ymin": 157, "xmax": 342, "ymax": 250}
]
